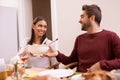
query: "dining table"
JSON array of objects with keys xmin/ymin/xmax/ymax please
[
  {"xmin": 6, "ymin": 67, "xmax": 83, "ymax": 80},
  {"xmin": 7, "ymin": 67, "xmax": 47, "ymax": 80}
]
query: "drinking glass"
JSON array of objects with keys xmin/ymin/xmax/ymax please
[{"xmin": 20, "ymin": 54, "xmax": 29, "ymax": 69}]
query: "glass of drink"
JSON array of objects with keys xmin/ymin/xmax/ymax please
[
  {"xmin": 0, "ymin": 71, "xmax": 7, "ymax": 80},
  {"xmin": 20, "ymin": 54, "xmax": 29, "ymax": 68},
  {"xmin": 0, "ymin": 58, "xmax": 7, "ymax": 80},
  {"xmin": 21, "ymin": 56, "xmax": 28, "ymax": 63}
]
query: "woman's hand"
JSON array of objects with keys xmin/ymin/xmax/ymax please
[
  {"xmin": 42, "ymin": 45, "xmax": 58, "ymax": 57},
  {"xmin": 19, "ymin": 48, "xmax": 34, "ymax": 57},
  {"xmin": 19, "ymin": 51, "xmax": 27, "ymax": 57}
]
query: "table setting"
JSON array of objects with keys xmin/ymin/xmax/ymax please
[
  {"xmin": 6, "ymin": 67, "xmax": 83, "ymax": 80},
  {"xmin": 25, "ymin": 69, "xmax": 83, "ymax": 80}
]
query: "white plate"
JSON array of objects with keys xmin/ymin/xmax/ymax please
[
  {"xmin": 71, "ymin": 74, "xmax": 83, "ymax": 80},
  {"xmin": 38, "ymin": 69, "xmax": 75, "ymax": 78}
]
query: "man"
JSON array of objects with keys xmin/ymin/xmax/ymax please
[{"xmin": 44, "ymin": 4, "xmax": 120, "ymax": 72}]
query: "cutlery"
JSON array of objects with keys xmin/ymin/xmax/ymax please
[{"xmin": 48, "ymin": 38, "xmax": 58, "ymax": 45}]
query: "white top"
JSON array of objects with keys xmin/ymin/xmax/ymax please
[{"xmin": 18, "ymin": 37, "xmax": 58, "ymax": 68}]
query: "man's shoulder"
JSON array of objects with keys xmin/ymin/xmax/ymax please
[
  {"xmin": 102, "ymin": 29, "xmax": 117, "ymax": 36},
  {"xmin": 100, "ymin": 29, "xmax": 120, "ymax": 40},
  {"xmin": 103, "ymin": 29, "xmax": 114, "ymax": 33}
]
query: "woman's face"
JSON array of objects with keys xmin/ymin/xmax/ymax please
[{"xmin": 32, "ymin": 20, "xmax": 47, "ymax": 37}]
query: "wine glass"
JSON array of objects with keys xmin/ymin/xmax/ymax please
[{"xmin": 20, "ymin": 54, "xmax": 29, "ymax": 69}]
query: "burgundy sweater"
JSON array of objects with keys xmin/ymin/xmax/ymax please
[{"xmin": 56, "ymin": 30, "xmax": 120, "ymax": 72}]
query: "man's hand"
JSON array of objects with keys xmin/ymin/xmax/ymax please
[
  {"xmin": 42, "ymin": 45, "xmax": 58, "ymax": 57},
  {"xmin": 87, "ymin": 62, "xmax": 102, "ymax": 72}
]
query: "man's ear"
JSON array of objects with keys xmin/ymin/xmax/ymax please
[{"xmin": 90, "ymin": 15, "xmax": 95, "ymax": 21}]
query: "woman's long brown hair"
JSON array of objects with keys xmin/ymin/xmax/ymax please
[{"xmin": 28, "ymin": 16, "xmax": 47, "ymax": 45}]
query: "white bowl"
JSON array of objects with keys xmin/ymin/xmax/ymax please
[
  {"xmin": 111, "ymin": 70, "xmax": 120, "ymax": 80},
  {"xmin": 27, "ymin": 44, "xmax": 49, "ymax": 56}
]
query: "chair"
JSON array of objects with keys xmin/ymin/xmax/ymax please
[
  {"xmin": 61, "ymin": 62, "xmax": 78, "ymax": 69},
  {"xmin": 46, "ymin": 61, "xmax": 78, "ymax": 69},
  {"xmin": 46, "ymin": 62, "xmax": 61, "ymax": 69}
]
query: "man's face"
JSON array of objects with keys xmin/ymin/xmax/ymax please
[{"xmin": 79, "ymin": 11, "xmax": 92, "ymax": 31}]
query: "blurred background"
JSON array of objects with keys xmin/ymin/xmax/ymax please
[{"xmin": 0, "ymin": 0, "xmax": 120, "ymax": 64}]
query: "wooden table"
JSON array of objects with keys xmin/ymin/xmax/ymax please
[{"xmin": 7, "ymin": 68, "xmax": 47, "ymax": 80}]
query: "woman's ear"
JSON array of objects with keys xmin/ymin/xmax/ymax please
[{"xmin": 32, "ymin": 24, "xmax": 35, "ymax": 29}]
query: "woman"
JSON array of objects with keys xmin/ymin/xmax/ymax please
[{"xmin": 18, "ymin": 16, "xmax": 58, "ymax": 68}]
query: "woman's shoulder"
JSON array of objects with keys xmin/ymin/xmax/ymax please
[{"xmin": 20, "ymin": 37, "xmax": 30, "ymax": 46}]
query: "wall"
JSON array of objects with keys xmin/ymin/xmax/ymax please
[
  {"xmin": 0, "ymin": 0, "xmax": 33, "ymax": 63},
  {"xmin": 32, "ymin": 0, "xmax": 52, "ymax": 40},
  {"xmin": 0, "ymin": 0, "xmax": 33, "ymax": 49},
  {"xmin": 0, "ymin": 0, "xmax": 18, "ymax": 7},
  {"xmin": 54, "ymin": 0, "xmax": 120, "ymax": 55},
  {"xmin": 0, "ymin": 6, "xmax": 18, "ymax": 63},
  {"xmin": 17, "ymin": 0, "xmax": 33, "ymax": 47}
]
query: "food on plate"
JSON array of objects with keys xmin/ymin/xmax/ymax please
[{"xmin": 82, "ymin": 70, "xmax": 116, "ymax": 80}]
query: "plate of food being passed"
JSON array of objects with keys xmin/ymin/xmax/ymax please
[{"xmin": 27, "ymin": 44, "xmax": 49, "ymax": 56}]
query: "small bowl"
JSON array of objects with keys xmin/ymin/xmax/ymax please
[
  {"xmin": 6, "ymin": 64, "xmax": 14, "ymax": 76},
  {"xmin": 111, "ymin": 70, "xmax": 120, "ymax": 80},
  {"xmin": 7, "ymin": 70, "xmax": 14, "ymax": 76}
]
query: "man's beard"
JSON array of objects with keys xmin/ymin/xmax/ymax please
[{"xmin": 81, "ymin": 20, "xmax": 91, "ymax": 31}]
